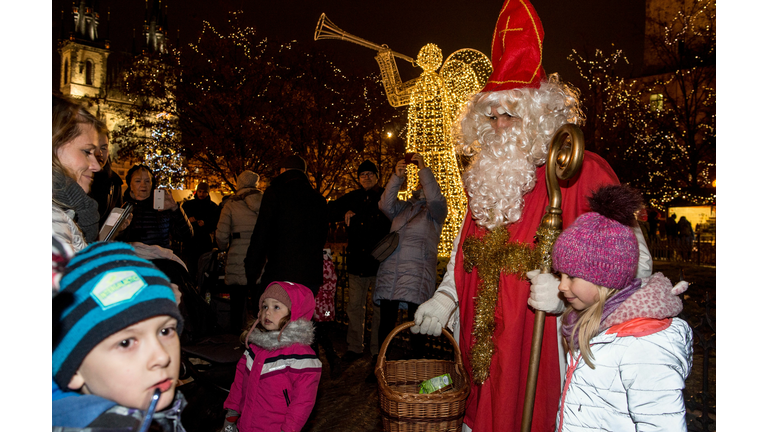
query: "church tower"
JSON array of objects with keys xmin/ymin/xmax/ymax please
[
  {"xmin": 143, "ymin": 0, "xmax": 169, "ymax": 55},
  {"xmin": 58, "ymin": 0, "xmax": 110, "ymax": 98}
]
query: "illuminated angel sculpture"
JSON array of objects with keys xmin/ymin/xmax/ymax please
[
  {"xmin": 315, "ymin": 14, "xmax": 492, "ymax": 256},
  {"xmin": 375, "ymin": 45, "xmax": 492, "ymax": 257}
]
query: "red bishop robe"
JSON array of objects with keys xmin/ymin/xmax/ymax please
[{"xmin": 455, "ymin": 151, "xmax": 619, "ymax": 432}]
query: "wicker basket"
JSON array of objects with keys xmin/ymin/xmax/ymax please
[{"xmin": 376, "ymin": 321, "xmax": 470, "ymax": 432}]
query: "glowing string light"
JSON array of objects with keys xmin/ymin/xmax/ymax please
[{"xmin": 377, "ymin": 43, "xmax": 492, "ymax": 256}]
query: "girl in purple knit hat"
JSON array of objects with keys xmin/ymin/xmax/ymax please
[{"xmin": 550, "ymin": 185, "xmax": 693, "ymax": 432}]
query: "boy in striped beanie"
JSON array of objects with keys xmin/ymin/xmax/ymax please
[{"xmin": 53, "ymin": 242, "xmax": 187, "ymax": 431}]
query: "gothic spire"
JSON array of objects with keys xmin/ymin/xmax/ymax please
[
  {"xmin": 71, "ymin": 0, "xmax": 101, "ymax": 44},
  {"xmin": 143, "ymin": 0, "xmax": 169, "ymax": 54}
]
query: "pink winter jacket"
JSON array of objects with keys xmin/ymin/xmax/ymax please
[{"xmin": 224, "ymin": 281, "xmax": 322, "ymax": 432}]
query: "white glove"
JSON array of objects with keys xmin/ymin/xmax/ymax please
[
  {"xmin": 526, "ymin": 269, "xmax": 565, "ymax": 314},
  {"xmin": 412, "ymin": 291, "xmax": 457, "ymax": 336}
]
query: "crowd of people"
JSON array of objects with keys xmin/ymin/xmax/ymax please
[
  {"xmin": 52, "ymin": 1, "xmax": 694, "ymax": 431},
  {"xmin": 51, "ymin": 96, "xmax": 443, "ymax": 430}
]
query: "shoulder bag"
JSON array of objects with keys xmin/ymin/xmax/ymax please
[{"xmin": 370, "ymin": 206, "xmax": 425, "ymax": 262}]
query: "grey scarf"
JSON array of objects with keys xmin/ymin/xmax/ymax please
[{"xmin": 52, "ymin": 169, "xmax": 100, "ymax": 243}]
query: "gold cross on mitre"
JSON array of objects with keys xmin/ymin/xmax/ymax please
[{"xmin": 482, "ymin": 0, "xmax": 546, "ymax": 92}]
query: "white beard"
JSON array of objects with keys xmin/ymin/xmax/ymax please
[
  {"xmin": 457, "ymin": 78, "xmax": 582, "ymax": 231},
  {"xmin": 463, "ymin": 126, "xmax": 538, "ymax": 231}
]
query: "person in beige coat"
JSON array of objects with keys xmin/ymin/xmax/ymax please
[{"xmin": 216, "ymin": 171, "xmax": 263, "ymax": 333}]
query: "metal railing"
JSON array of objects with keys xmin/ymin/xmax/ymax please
[
  {"xmin": 648, "ymin": 237, "xmax": 715, "ymax": 265},
  {"xmin": 330, "ymin": 248, "xmax": 454, "ymax": 357},
  {"xmin": 681, "ymin": 290, "xmax": 716, "ymax": 431}
]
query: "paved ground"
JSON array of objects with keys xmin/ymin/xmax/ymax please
[
  {"xmin": 178, "ymin": 260, "xmax": 715, "ymax": 432},
  {"xmin": 179, "ymin": 321, "xmax": 413, "ymax": 432},
  {"xmin": 651, "ymin": 260, "xmax": 716, "ymax": 429}
]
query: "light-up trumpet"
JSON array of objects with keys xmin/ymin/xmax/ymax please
[{"xmin": 314, "ymin": 13, "xmax": 416, "ymax": 66}]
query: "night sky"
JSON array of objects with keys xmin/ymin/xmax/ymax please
[
  {"xmin": 40, "ymin": 4, "xmax": 754, "ymax": 425},
  {"xmin": 52, "ymin": 0, "xmax": 647, "ymax": 87}
]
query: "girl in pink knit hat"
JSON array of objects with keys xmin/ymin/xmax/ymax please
[
  {"xmin": 550, "ymin": 185, "xmax": 693, "ymax": 432},
  {"xmin": 221, "ymin": 281, "xmax": 322, "ymax": 432}
]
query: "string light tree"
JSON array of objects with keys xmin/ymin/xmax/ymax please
[
  {"xmin": 144, "ymin": 111, "xmax": 187, "ymax": 189},
  {"xmin": 114, "ymin": 49, "xmax": 188, "ymax": 190},
  {"xmin": 314, "ymin": 13, "xmax": 493, "ymax": 256},
  {"xmin": 565, "ymin": 0, "xmax": 715, "ymax": 211}
]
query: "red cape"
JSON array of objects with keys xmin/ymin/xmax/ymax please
[{"xmin": 455, "ymin": 152, "xmax": 618, "ymax": 432}]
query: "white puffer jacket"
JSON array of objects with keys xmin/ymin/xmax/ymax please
[
  {"xmin": 215, "ymin": 188, "xmax": 262, "ymax": 286},
  {"xmin": 556, "ymin": 317, "xmax": 693, "ymax": 431},
  {"xmin": 52, "ymin": 203, "xmax": 87, "ymax": 252}
]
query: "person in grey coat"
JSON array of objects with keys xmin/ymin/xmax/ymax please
[
  {"xmin": 215, "ymin": 171, "xmax": 263, "ymax": 333},
  {"xmin": 373, "ymin": 153, "xmax": 448, "ymax": 355}
]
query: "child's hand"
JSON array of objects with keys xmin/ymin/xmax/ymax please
[
  {"xmin": 221, "ymin": 409, "xmax": 240, "ymax": 432},
  {"xmin": 526, "ymin": 269, "xmax": 564, "ymax": 314}
]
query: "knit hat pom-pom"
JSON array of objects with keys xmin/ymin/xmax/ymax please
[{"xmin": 587, "ymin": 184, "xmax": 644, "ymax": 227}]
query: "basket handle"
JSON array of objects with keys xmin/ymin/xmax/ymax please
[{"xmin": 376, "ymin": 321, "xmax": 464, "ymax": 372}]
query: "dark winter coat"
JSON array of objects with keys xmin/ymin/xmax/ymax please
[
  {"xmin": 88, "ymin": 160, "xmax": 124, "ymax": 227},
  {"xmin": 117, "ymin": 191, "xmax": 194, "ymax": 249},
  {"xmin": 373, "ymin": 168, "xmax": 447, "ymax": 305},
  {"xmin": 244, "ymin": 170, "xmax": 329, "ymax": 295},
  {"xmin": 327, "ymin": 185, "xmax": 391, "ymax": 276},
  {"xmin": 182, "ymin": 194, "xmax": 221, "ymax": 252}
]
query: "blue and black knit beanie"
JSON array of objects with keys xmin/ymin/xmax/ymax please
[{"xmin": 52, "ymin": 242, "xmax": 183, "ymax": 389}]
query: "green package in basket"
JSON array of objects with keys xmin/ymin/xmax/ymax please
[{"xmin": 419, "ymin": 373, "xmax": 453, "ymax": 394}]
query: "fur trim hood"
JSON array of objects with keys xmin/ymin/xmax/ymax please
[
  {"xmin": 247, "ymin": 281, "xmax": 316, "ymax": 350},
  {"xmin": 248, "ymin": 319, "xmax": 315, "ymax": 350}
]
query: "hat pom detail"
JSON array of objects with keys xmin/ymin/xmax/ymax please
[
  {"xmin": 552, "ymin": 184, "xmax": 644, "ymax": 290},
  {"xmin": 587, "ymin": 184, "xmax": 644, "ymax": 227}
]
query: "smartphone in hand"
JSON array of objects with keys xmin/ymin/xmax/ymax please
[
  {"xmin": 153, "ymin": 189, "xmax": 165, "ymax": 210},
  {"xmin": 405, "ymin": 152, "xmax": 417, "ymax": 165},
  {"xmin": 98, "ymin": 202, "xmax": 133, "ymax": 241}
]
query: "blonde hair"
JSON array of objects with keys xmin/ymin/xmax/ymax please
[{"xmin": 563, "ymin": 285, "xmax": 617, "ymax": 369}]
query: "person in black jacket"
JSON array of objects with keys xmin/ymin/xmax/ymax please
[
  {"xmin": 244, "ymin": 155, "xmax": 329, "ymax": 301},
  {"xmin": 181, "ymin": 182, "xmax": 220, "ymax": 277},
  {"xmin": 88, "ymin": 123, "xmax": 123, "ymax": 228},
  {"xmin": 117, "ymin": 164, "xmax": 194, "ymax": 251},
  {"xmin": 328, "ymin": 160, "xmax": 391, "ymax": 360}
]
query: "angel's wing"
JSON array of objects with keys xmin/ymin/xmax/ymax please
[{"xmin": 439, "ymin": 49, "xmax": 493, "ymax": 119}]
